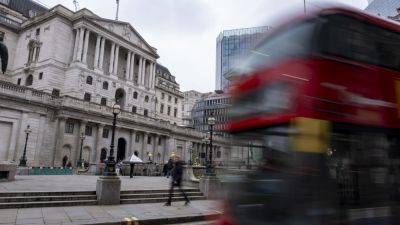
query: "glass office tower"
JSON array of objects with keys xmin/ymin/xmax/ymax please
[
  {"xmin": 365, "ymin": 0, "xmax": 400, "ymax": 18},
  {"xmin": 215, "ymin": 26, "xmax": 270, "ymax": 91}
]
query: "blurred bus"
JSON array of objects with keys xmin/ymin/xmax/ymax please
[{"xmin": 219, "ymin": 6, "xmax": 400, "ymax": 225}]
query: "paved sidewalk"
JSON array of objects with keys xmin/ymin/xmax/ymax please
[
  {"xmin": 0, "ymin": 176, "xmax": 175, "ymax": 192},
  {"xmin": 0, "ymin": 200, "xmax": 222, "ymax": 225}
]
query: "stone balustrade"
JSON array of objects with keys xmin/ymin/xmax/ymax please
[
  {"xmin": 0, "ymin": 79, "xmax": 229, "ymax": 144},
  {"xmin": 0, "ymin": 80, "xmax": 60, "ymax": 106}
]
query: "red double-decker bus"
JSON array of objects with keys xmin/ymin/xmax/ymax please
[{"xmin": 220, "ymin": 6, "xmax": 400, "ymax": 225}]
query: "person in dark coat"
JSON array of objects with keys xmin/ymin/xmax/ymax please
[
  {"xmin": 166, "ymin": 158, "xmax": 173, "ymax": 178},
  {"xmin": 164, "ymin": 158, "xmax": 190, "ymax": 206}
]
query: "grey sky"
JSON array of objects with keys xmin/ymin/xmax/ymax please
[{"xmin": 37, "ymin": 0, "xmax": 368, "ymax": 92}]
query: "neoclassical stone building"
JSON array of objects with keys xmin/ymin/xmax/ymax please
[
  {"xmin": 0, "ymin": 4, "xmax": 233, "ymax": 168},
  {"xmin": 154, "ymin": 64, "xmax": 184, "ymax": 125}
]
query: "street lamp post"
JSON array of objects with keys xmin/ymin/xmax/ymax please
[
  {"xmin": 206, "ymin": 114, "xmax": 216, "ymax": 175},
  {"xmin": 19, "ymin": 125, "xmax": 32, "ymax": 167},
  {"xmin": 104, "ymin": 103, "xmax": 121, "ymax": 176},
  {"xmin": 77, "ymin": 132, "xmax": 86, "ymax": 168}
]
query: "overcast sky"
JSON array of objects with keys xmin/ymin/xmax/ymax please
[{"xmin": 37, "ymin": 0, "xmax": 368, "ymax": 92}]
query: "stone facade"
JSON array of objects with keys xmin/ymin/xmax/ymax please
[
  {"xmin": 154, "ymin": 64, "xmax": 183, "ymax": 125},
  {"xmin": 182, "ymin": 90, "xmax": 208, "ymax": 127},
  {"xmin": 0, "ymin": 5, "xmax": 235, "ymax": 168}
]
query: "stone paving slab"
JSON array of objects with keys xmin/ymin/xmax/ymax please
[
  {"xmin": 0, "ymin": 175, "xmax": 178, "ymax": 192},
  {"xmin": 0, "ymin": 200, "xmax": 221, "ymax": 225}
]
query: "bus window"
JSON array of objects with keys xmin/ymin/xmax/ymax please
[
  {"xmin": 318, "ymin": 14, "xmax": 400, "ymax": 71},
  {"xmin": 237, "ymin": 20, "xmax": 317, "ymax": 75}
]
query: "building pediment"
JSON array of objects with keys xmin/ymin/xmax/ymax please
[{"xmin": 88, "ymin": 17, "xmax": 156, "ymax": 55}]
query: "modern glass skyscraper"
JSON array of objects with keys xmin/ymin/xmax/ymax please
[
  {"xmin": 365, "ymin": 0, "xmax": 400, "ymax": 18},
  {"xmin": 215, "ymin": 26, "xmax": 270, "ymax": 91}
]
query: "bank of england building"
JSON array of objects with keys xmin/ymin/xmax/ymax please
[{"xmin": 0, "ymin": 3, "xmax": 233, "ymax": 168}]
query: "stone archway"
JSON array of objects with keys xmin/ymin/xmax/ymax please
[
  {"xmin": 61, "ymin": 144, "xmax": 72, "ymax": 167},
  {"xmin": 115, "ymin": 88, "xmax": 126, "ymax": 108},
  {"xmin": 117, "ymin": 138, "xmax": 126, "ymax": 162}
]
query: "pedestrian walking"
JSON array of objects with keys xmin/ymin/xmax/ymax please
[
  {"xmin": 129, "ymin": 163, "xmax": 135, "ymax": 178},
  {"xmin": 164, "ymin": 157, "xmax": 190, "ymax": 206},
  {"xmin": 166, "ymin": 158, "xmax": 173, "ymax": 178}
]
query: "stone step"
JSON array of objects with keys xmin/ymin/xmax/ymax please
[
  {"xmin": 120, "ymin": 189, "xmax": 200, "ymax": 194},
  {"xmin": 0, "ymin": 199, "xmax": 98, "ymax": 209},
  {"xmin": 0, "ymin": 194, "xmax": 97, "ymax": 203},
  {"xmin": 120, "ymin": 196, "xmax": 207, "ymax": 204},
  {"xmin": 0, "ymin": 191, "xmax": 96, "ymax": 197},
  {"xmin": 121, "ymin": 192, "xmax": 203, "ymax": 199}
]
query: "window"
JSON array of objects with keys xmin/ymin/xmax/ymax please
[
  {"xmin": 144, "ymin": 109, "xmax": 148, "ymax": 116},
  {"xmin": 52, "ymin": 89, "xmax": 60, "ymax": 97},
  {"xmin": 133, "ymin": 91, "xmax": 138, "ymax": 99},
  {"xmin": 100, "ymin": 97, "xmax": 107, "ymax": 106},
  {"xmin": 17, "ymin": 78, "xmax": 21, "ymax": 85},
  {"xmin": 144, "ymin": 95, "xmax": 149, "ymax": 102},
  {"xmin": 175, "ymin": 98, "xmax": 178, "ymax": 104},
  {"xmin": 168, "ymin": 95, "xmax": 171, "ymax": 102},
  {"xmin": 147, "ymin": 136, "xmax": 151, "ymax": 144},
  {"xmin": 158, "ymin": 138, "xmax": 162, "ymax": 145},
  {"xmin": 160, "ymin": 104, "xmax": 164, "ymax": 114},
  {"xmin": 240, "ymin": 19, "xmax": 316, "ymax": 75},
  {"xmin": 132, "ymin": 106, "xmax": 137, "ymax": 113},
  {"xmin": 25, "ymin": 74, "xmax": 33, "ymax": 86},
  {"xmin": 217, "ymin": 151, "xmax": 221, "ymax": 158},
  {"xmin": 36, "ymin": 28, "xmax": 40, "ymax": 36},
  {"xmin": 38, "ymin": 72, "xmax": 43, "ymax": 80},
  {"xmin": 102, "ymin": 129, "xmax": 109, "ymax": 138},
  {"xmin": 167, "ymin": 106, "xmax": 171, "ymax": 116},
  {"xmin": 86, "ymin": 76, "xmax": 93, "ymax": 85},
  {"xmin": 135, "ymin": 134, "xmax": 140, "ymax": 142},
  {"xmin": 102, "ymin": 81, "xmax": 108, "ymax": 90},
  {"xmin": 318, "ymin": 14, "xmax": 400, "ymax": 72},
  {"xmin": 161, "ymin": 93, "xmax": 165, "ymax": 99},
  {"xmin": 84, "ymin": 93, "xmax": 91, "ymax": 102},
  {"xmin": 174, "ymin": 108, "xmax": 177, "ymax": 117},
  {"xmin": 65, "ymin": 122, "xmax": 74, "ymax": 134},
  {"xmin": 85, "ymin": 125, "xmax": 92, "ymax": 136}
]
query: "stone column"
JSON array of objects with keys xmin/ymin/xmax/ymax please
[
  {"xmin": 150, "ymin": 62, "xmax": 156, "ymax": 89},
  {"xmin": 129, "ymin": 130, "xmax": 135, "ymax": 157},
  {"xmin": 152, "ymin": 134, "xmax": 158, "ymax": 162},
  {"xmin": 130, "ymin": 53, "xmax": 135, "ymax": 81},
  {"xmin": 73, "ymin": 29, "xmax": 80, "ymax": 61},
  {"xmin": 94, "ymin": 34, "xmax": 101, "ymax": 69},
  {"xmin": 54, "ymin": 117, "xmax": 66, "ymax": 167},
  {"xmin": 126, "ymin": 51, "xmax": 131, "ymax": 80},
  {"xmin": 141, "ymin": 59, "xmax": 147, "ymax": 86},
  {"xmin": 141, "ymin": 132, "xmax": 148, "ymax": 159},
  {"xmin": 94, "ymin": 124, "xmax": 104, "ymax": 164},
  {"xmin": 77, "ymin": 27, "xmax": 85, "ymax": 62},
  {"xmin": 82, "ymin": 29, "xmax": 90, "ymax": 64},
  {"xmin": 137, "ymin": 57, "xmax": 143, "ymax": 85},
  {"xmin": 73, "ymin": 120, "xmax": 87, "ymax": 167},
  {"xmin": 113, "ymin": 45, "xmax": 120, "ymax": 75},
  {"xmin": 109, "ymin": 42, "xmax": 115, "ymax": 74},
  {"xmin": 99, "ymin": 37, "xmax": 106, "ymax": 70}
]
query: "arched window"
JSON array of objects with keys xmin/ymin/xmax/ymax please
[
  {"xmin": 133, "ymin": 91, "xmax": 138, "ymax": 99},
  {"xmin": 25, "ymin": 74, "xmax": 33, "ymax": 86},
  {"xmin": 144, "ymin": 95, "xmax": 149, "ymax": 103},
  {"xmin": 143, "ymin": 109, "xmax": 148, "ymax": 116},
  {"xmin": 102, "ymin": 81, "xmax": 108, "ymax": 90},
  {"xmin": 86, "ymin": 76, "xmax": 93, "ymax": 85},
  {"xmin": 132, "ymin": 106, "xmax": 137, "ymax": 113},
  {"xmin": 100, "ymin": 97, "xmax": 107, "ymax": 106}
]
